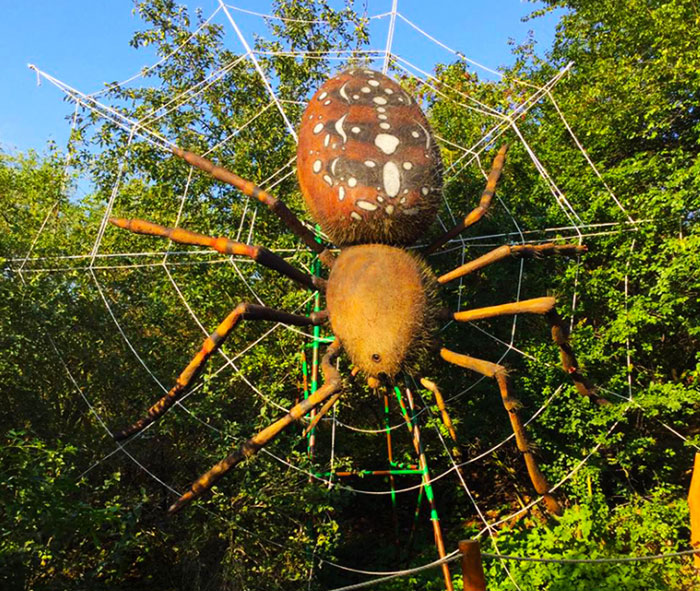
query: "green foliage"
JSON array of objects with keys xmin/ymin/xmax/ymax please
[
  {"xmin": 0, "ymin": 431, "xmax": 146, "ymax": 589},
  {"xmin": 474, "ymin": 485, "xmax": 693, "ymax": 590}
]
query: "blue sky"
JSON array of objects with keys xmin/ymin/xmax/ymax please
[{"xmin": 1, "ymin": 1, "xmax": 563, "ymax": 155}]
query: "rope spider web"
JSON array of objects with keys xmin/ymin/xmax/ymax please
[{"xmin": 13, "ymin": 2, "xmax": 694, "ymax": 589}]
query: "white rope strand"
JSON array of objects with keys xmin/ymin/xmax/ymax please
[
  {"xmin": 89, "ymin": 129, "xmax": 136, "ymax": 265},
  {"xmin": 546, "ymin": 90, "xmax": 635, "ymax": 223},
  {"xmin": 382, "ymin": 0, "xmax": 398, "ymax": 74},
  {"xmin": 28, "ymin": 65, "xmax": 174, "ymax": 152},
  {"xmin": 91, "ymin": 6, "xmax": 223, "ymax": 96},
  {"xmin": 324, "ymin": 551, "xmax": 460, "ymax": 591},
  {"xmin": 219, "ymin": 0, "xmax": 298, "ymax": 141},
  {"xmin": 223, "ymin": 3, "xmax": 391, "ymax": 25}
]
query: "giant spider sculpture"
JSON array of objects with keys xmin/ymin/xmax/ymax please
[{"xmin": 110, "ymin": 69, "xmax": 602, "ymax": 518}]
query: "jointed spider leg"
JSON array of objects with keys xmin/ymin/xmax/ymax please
[
  {"xmin": 438, "ymin": 242, "xmax": 587, "ymax": 284},
  {"xmin": 452, "ymin": 297, "xmax": 605, "ymax": 403},
  {"xmin": 546, "ymin": 307, "xmax": 604, "ymax": 403},
  {"xmin": 114, "ymin": 304, "xmax": 328, "ymax": 441},
  {"xmin": 171, "ymin": 147, "xmax": 335, "ymax": 267},
  {"xmin": 439, "ymin": 347, "xmax": 562, "ymax": 516},
  {"xmin": 168, "ymin": 339, "xmax": 343, "ymax": 515},
  {"xmin": 425, "ymin": 144, "xmax": 508, "ymax": 254},
  {"xmin": 420, "ymin": 377, "xmax": 462, "ymax": 484},
  {"xmin": 419, "ymin": 378, "xmax": 458, "ymax": 449},
  {"xmin": 302, "ymin": 391, "xmax": 341, "ymax": 437},
  {"xmin": 109, "ymin": 217, "xmax": 324, "ymax": 291}
]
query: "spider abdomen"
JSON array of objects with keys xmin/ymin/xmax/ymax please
[
  {"xmin": 297, "ymin": 69, "xmax": 443, "ymax": 246},
  {"xmin": 326, "ymin": 244, "xmax": 436, "ymax": 378}
]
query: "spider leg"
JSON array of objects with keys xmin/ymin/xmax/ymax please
[
  {"xmin": 420, "ymin": 377, "xmax": 462, "ymax": 483},
  {"xmin": 168, "ymin": 340, "xmax": 342, "ymax": 514},
  {"xmin": 425, "ymin": 144, "xmax": 508, "ymax": 254},
  {"xmin": 546, "ymin": 307, "xmax": 605, "ymax": 403},
  {"xmin": 452, "ymin": 297, "xmax": 605, "ymax": 403},
  {"xmin": 438, "ymin": 242, "xmax": 587, "ymax": 284},
  {"xmin": 419, "ymin": 378, "xmax": 458, "ymax": 449},
  {"xmin": 114, "ymin": 304, "xmax": 328, "ymax": 441},
  {"xmin": 453, "ymin": 297, "xmax": 556, "ymax": 322},
  {"xmin": 439, "ymin": 347, "xmax": 562, "ymax": 516},
  {"xmin": 109, "ymin": 217, "xmax": 324, "ymax": 291},
  {"xmin": 302, "ymin": 391, "xmax": 341, "ymax": 437},
  {"xmin": 171, "ymin": 147, "xmax": 335, "ymax": 267}
]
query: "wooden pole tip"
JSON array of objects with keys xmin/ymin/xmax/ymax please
[
  {"xmin": 689, "ymin": 453, "xmax": 700, "ymax": 568},
  {"xmin": 459, "ymin": 540, "xmax": 487, "ymax": 591}
]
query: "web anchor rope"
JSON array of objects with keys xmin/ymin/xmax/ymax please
[{"xmin": 322, "ymin": 547, "xmax": 700, "ymax": 591}]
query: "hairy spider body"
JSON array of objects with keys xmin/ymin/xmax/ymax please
[
  {"xmin": 326, "ymin": 244, "xmax": 439, "ymax": 378},
  {"xmin": 111, "ymin": 68, "xmax": 601, "ymax": 547}
]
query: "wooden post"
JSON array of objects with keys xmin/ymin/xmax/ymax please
[
  {"xmin": 459, "ymin": 540, "xmax": 486, "ymax": 591},
  {"xmin": 689, "ymin": 453, "xmax": 700, "ymax": 569}
]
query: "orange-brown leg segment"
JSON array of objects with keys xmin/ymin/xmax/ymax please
[
  {"xmin": 438, "ymin": 242, "xmax": 587, "ymax": 285},
  {"xmin": 440, "ymin": 348, "xmax": 562, "ymax": 515},
  {"xmin": 109, "ymin": 217, "xmax": 323, "ymax": 291},
  {"xmin": 452, "ymin": 296, "xmax": 605, "ymax": 404},
  {"xmin": 425, "ymin": 144, "xmax": 508, "ymax": 254},
  {"xmin": 301, "ymin": 391, "xmax": 341, "ymax": 437},
  {"xmin": 454, "ymin": 296, "xmax": 556, "ymax": 323},
  {"xmin": 420, "ymin": 378, "xmax": 459, "ymax": 458},
  {"xmin": 546, "ymin": 307, "xmax": 604, "ymax": 404},
  {"xmin": 114, "ymin": 303, "xmax": 328, "ymax": 441},
  {"xmin": 171, "ymin": 147, "xmax": 335, "ymax": 267},
  {"xmin": 168, "ymin": 340, "xmax": 343, "ymax": 514}
]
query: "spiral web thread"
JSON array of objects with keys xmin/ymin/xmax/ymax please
[{"xmin": 13, "ymin": 2, "xmax": 697, "ymax": 588}]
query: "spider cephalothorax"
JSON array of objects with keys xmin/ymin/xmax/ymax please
[
  {"xmin": 297, "ymin": 69, "xmax": 443, "ymax": 246},
  {"xmin": 110, "ymin": 67, "xmax": 601, "ymax": 535},
  {"xmin": 326, "ymin": 243, "xmax": 439, "ymax": 378}
]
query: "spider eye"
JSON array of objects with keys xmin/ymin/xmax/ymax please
[{"xmin": 372, "ymin": 353, "xmax": 381, "ymax": 363}]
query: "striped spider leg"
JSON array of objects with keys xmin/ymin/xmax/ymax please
[
  {"xmin": 171, "ymin": 147, "xmax": 336, "ymax": 267},
  {"xmin": 439, "ymin": 346, "xmax": 563, "ymax": 515},
  {"xmin": 168, "ymin": 339, "xmax": 342, "ymax": 514},
  {"xmin": 433, "ymin": 242, "xmax": 605, "ymax": 515},
  {"xmin": 109, "ymin": 218, "xmax": 329, "ymax": 441},
  {"xmin": 425, "ymin": 144, "xmax": 508, "ymax": 254},
  {"xmin": 419, "ymin": 378, "xmax": 459, "ymax": 459}
]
